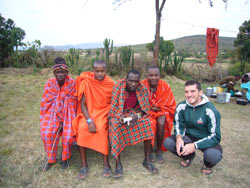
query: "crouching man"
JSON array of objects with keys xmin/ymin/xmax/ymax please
[{"xmin": 164, "ymin": 80, "xmax": 222, "ymax": 174}]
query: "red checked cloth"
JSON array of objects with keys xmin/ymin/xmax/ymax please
[
  {"xmin": 108, "ymin": 80, "xmax": 153, "ymax": 159},
  {"xmin": 206, "ymin": 28, "xmax": 219, "ymax": 67},
  {"xmin": 40, "ymin": 76, "xmax": 77, "ymax": 163}
]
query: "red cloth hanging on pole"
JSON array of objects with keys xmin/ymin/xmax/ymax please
[{"xmin": 206, "ymin": 28, "xmax": 219, "ymax": 67}]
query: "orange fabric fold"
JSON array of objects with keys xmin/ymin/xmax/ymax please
[
  {"xmin": 141, "ymin": 79, "xmax": 176, "ymax": 151},
  {"xmin": 72, "ymin": 72, "xmax": 115, "ymax": 155}
]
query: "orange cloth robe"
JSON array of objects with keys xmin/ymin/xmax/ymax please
[
  {"xmin": 141, "ymin": 79, "xmax": 176, "ymax": 150},
  {"xmin": 72, "ymin": 72, "xmax": 115, "ymax": 155}
]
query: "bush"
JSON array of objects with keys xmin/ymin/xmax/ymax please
[{"xmin": 228, "ymin": 62, "xmax": 250, "ymax": 76}]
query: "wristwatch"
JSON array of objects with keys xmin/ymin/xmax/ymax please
[{"xmin": 86, "ymin": 118, "xmax": 93, "ymax": 124}]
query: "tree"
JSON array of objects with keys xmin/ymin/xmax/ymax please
[
  {"xmin": 146, "ymin": 42, "xmax": 154, "ymax": 52},
  {"xmin": 0, "ymin": 14, "xmax": 25, "ymax": 67},
  {"xmin": 153, "ymin": 0, "xmax": 166, "ymax": 65},
  {"xmin": 234, "ymin": 19, "xmax": 250, "ymax": 73},
  {"xmin": 11, "ymin": 27, "xmax": 25, "ymax": 52}
]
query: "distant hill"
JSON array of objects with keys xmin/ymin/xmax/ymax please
[
  {"xmin": 46, "ymin": 35, "xmax": 236, "ymax": 52},
  {"xmin": 131, "ymin": 35, "xmax": 236, "ymax": 53},
  {"xmin": 46, "ymin": 42, "xmax": 125, "ymax": 51},
  {"xmin": 171, "ymin": 35, "xmax": 236, "ymax": 52}
]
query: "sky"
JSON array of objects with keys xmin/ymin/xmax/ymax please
[{"xmin": 0, "ymin": 0, "xmax": 250, "ymax": 46}]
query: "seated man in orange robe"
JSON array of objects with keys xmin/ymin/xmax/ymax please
[
  {"xmin": 40, "ymin": 57, "xmax": 77, "ymax": 171},
  {"xmin": 142, "ymin": 66, "xmax": 176, "ymax": 164},
  {"xmin": 72, "ymin": 60, "xmax": 115, "ymax": 179}
]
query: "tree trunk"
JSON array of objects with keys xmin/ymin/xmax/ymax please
[{"xmin": 153, "ymin": 0, "xmax": 166, "ymax": 66}]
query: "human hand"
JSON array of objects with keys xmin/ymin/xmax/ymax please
[
  {"xmin": 181, "ymin": 143, "xmax": 196, "ymax": 156},
  {"xmin": 176, "ymin": 135, "xmax": 184, "ymax": 156},
  {"xmin": 88, "ymin": 122, "xmax": 96, "ymax": 133},
  {"xmin": 151, "ymin": 105, "xmax": 160, "ymax": 112},
  {"xmin": 130, "ymin": 114, "xmax": 138, "ymax": 126},
  {"xmin": 119, "ymin": 114, "xmax": 126, "ymax": 124}
]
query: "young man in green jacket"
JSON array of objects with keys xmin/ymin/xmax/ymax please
[{"xmin": 164, "ymin": 80, "xmax": 222, "ymax": 174}]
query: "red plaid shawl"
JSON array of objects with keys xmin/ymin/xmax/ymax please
[
  {"xmin": 40, "ymin": 76, "xmax": 77, "ymax": 163},
  {"xmin": 108, "ymin": 80, "xmax": 153, "ymax": 159},
  {"xmin": 141, "ymin": 79, "xmax": 176, "ymax": 151},
  {"xmin": 206, "ymin": 28, "xmax": 219, "ymax": 67}
]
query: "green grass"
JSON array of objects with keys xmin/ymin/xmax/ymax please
[{"xmin": 0, "ymin": 67, "xmax": 250, "ymax": 188}]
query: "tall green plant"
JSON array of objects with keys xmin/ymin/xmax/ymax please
[
  {"xmin": 131, "ymin": 50, "xmax": 135, "ymax": 69},
  {"xmin": 95, "ymin": 48, "xmax": 100, "ymax": 60},
  {"xmin": 66, "ymin": 48, "xmax": 80, "ymax": 74},
  {"xmin": 25, "ymin": 40, "xmax": 41, "ymax": 71},
  {"xmin": 103, "ymin": 38, "xmax": 113, "ymax": 71},
  {"xmin": 170, "ymin": 52, "xmax": 184, "ymax": 75},
  {"xmin": 0, "ymin": 14, "xmax": 25, "ymax": 67},
  {"xmin": 119, "ymin": 46, "xmax": 133, "ymax": 73},
  {"xmin": 66, "ymin": 48, "xmax": 79, "ymax": 66},
  {"xmin": 147, "ymin": 37, "xmax": 175, "ymax": 75},
  {"xmin": 234, "ymin": 19, "xmax": 250, "ymax": 73}
]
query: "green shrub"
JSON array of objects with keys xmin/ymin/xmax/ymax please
[{"xmin": 228, "ymin": 62, "xmax": 250, "ymax": 75}]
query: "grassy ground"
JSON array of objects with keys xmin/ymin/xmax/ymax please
[{"xmin": 0, "ymin": 68, "xmax": 250, "ymax": 188}]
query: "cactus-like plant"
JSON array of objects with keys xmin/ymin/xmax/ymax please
[
  {"xmin": 170, "ymin": 51, "xmax": 184, "ymax": 75},
  {"xmin": 95, "ymin": 48, "xmax": 100, "ymax": 60},
  {"xmin": 103, "ymin": 38, "xmax": 113, "ymax": 71},
  {"xmin": 66, "ymin": 48, "xmax": 79, "ymax": 66},
  {"xmin": 131, "ymin": 50, "xmax": 134, "ymax": 69},
  {"xmin": 119, "ymin": 46, "xmax": 133, "ymax": 73}
]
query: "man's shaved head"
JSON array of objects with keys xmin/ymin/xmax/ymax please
[
  {"xmin": 148, "ymin": 65, "xmax": 160, "ymax": 73},
  {"xmin": 93, "ymin": 60, "xmax": 106, "ymax": 81},
  {"xmin": 93, "ymin": 60, "xmax": 106, "ymax": 69}
]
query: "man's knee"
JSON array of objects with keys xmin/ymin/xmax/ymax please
[
  {"xmin": 163, "ymin": 136, "xmax": 176, "ymax": 152},
  {"xmin": 204, "ymin": 148, "xmax": 222, "ymax": 166},
  {"xmin": 157, "ymin": 115, "xmax": 165, "ymax": 128}
]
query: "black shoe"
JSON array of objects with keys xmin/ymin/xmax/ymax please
[{"xmin": 61, "ymin": 160, "xmax": 69, "ymax": 169}]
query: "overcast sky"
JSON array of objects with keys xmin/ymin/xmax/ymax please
[{"xmin": 0, "ymin": 0, "xmax": 249, "ymax": 46}]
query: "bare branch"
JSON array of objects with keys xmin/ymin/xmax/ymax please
[
  {"xmin": 159, "ymin": 0, "xmax": 167, "ymax": 13},
  {"xmin": 113, "ymin": 0, "xmax": 132, "ymax": 10}
]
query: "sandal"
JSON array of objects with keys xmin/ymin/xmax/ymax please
[
  {"xmin": 78, "ymin": 167, "xmax": 88, "ymax": 180},
  {"xmin": 149, "ymin": 153, "xmax": 156, "ymax": 163},
  {"xmin": 156, "ymin": 151, "xmax": 165, "ymax": 164},
  {"xmin": 201, "ymin": 165, "xmax": 213, "ymax": 175},
  {"xmin": 142, "ymin": 160, "xmax": 159, "ymax": 174},
  {"xmin": 180, "ymin": 157, "xmax": 194, "ymax": 168},
  {"xmin": 113, "ymin": 166, "xmax": 123, "ymax": 179},
  {"xmin": 103, "ymin": 167, "xmax": 113, "ymax": 178}
]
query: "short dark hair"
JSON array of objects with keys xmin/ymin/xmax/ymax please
[
  {"xmin": 126, "ymin": 69, "xmax": 140, "ymax": 78},
  {"xmin": 148, "ymin": 65, "xmax": 160, "ymax": 72},
  {"xmin": 93, "ymin": 60, "xmax": 106, "ymax": 68},
  {"xmin": 185, "ymin": 80, "xmax": 201, "ymax": 91},
  {"xmin": 242, "ymin": 74, "xmax": 249, "ymax": 83}
]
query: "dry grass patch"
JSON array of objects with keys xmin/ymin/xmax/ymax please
[{"xmin": 0, "ymin": 68, "xmax": 250, "ymax": 188}]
